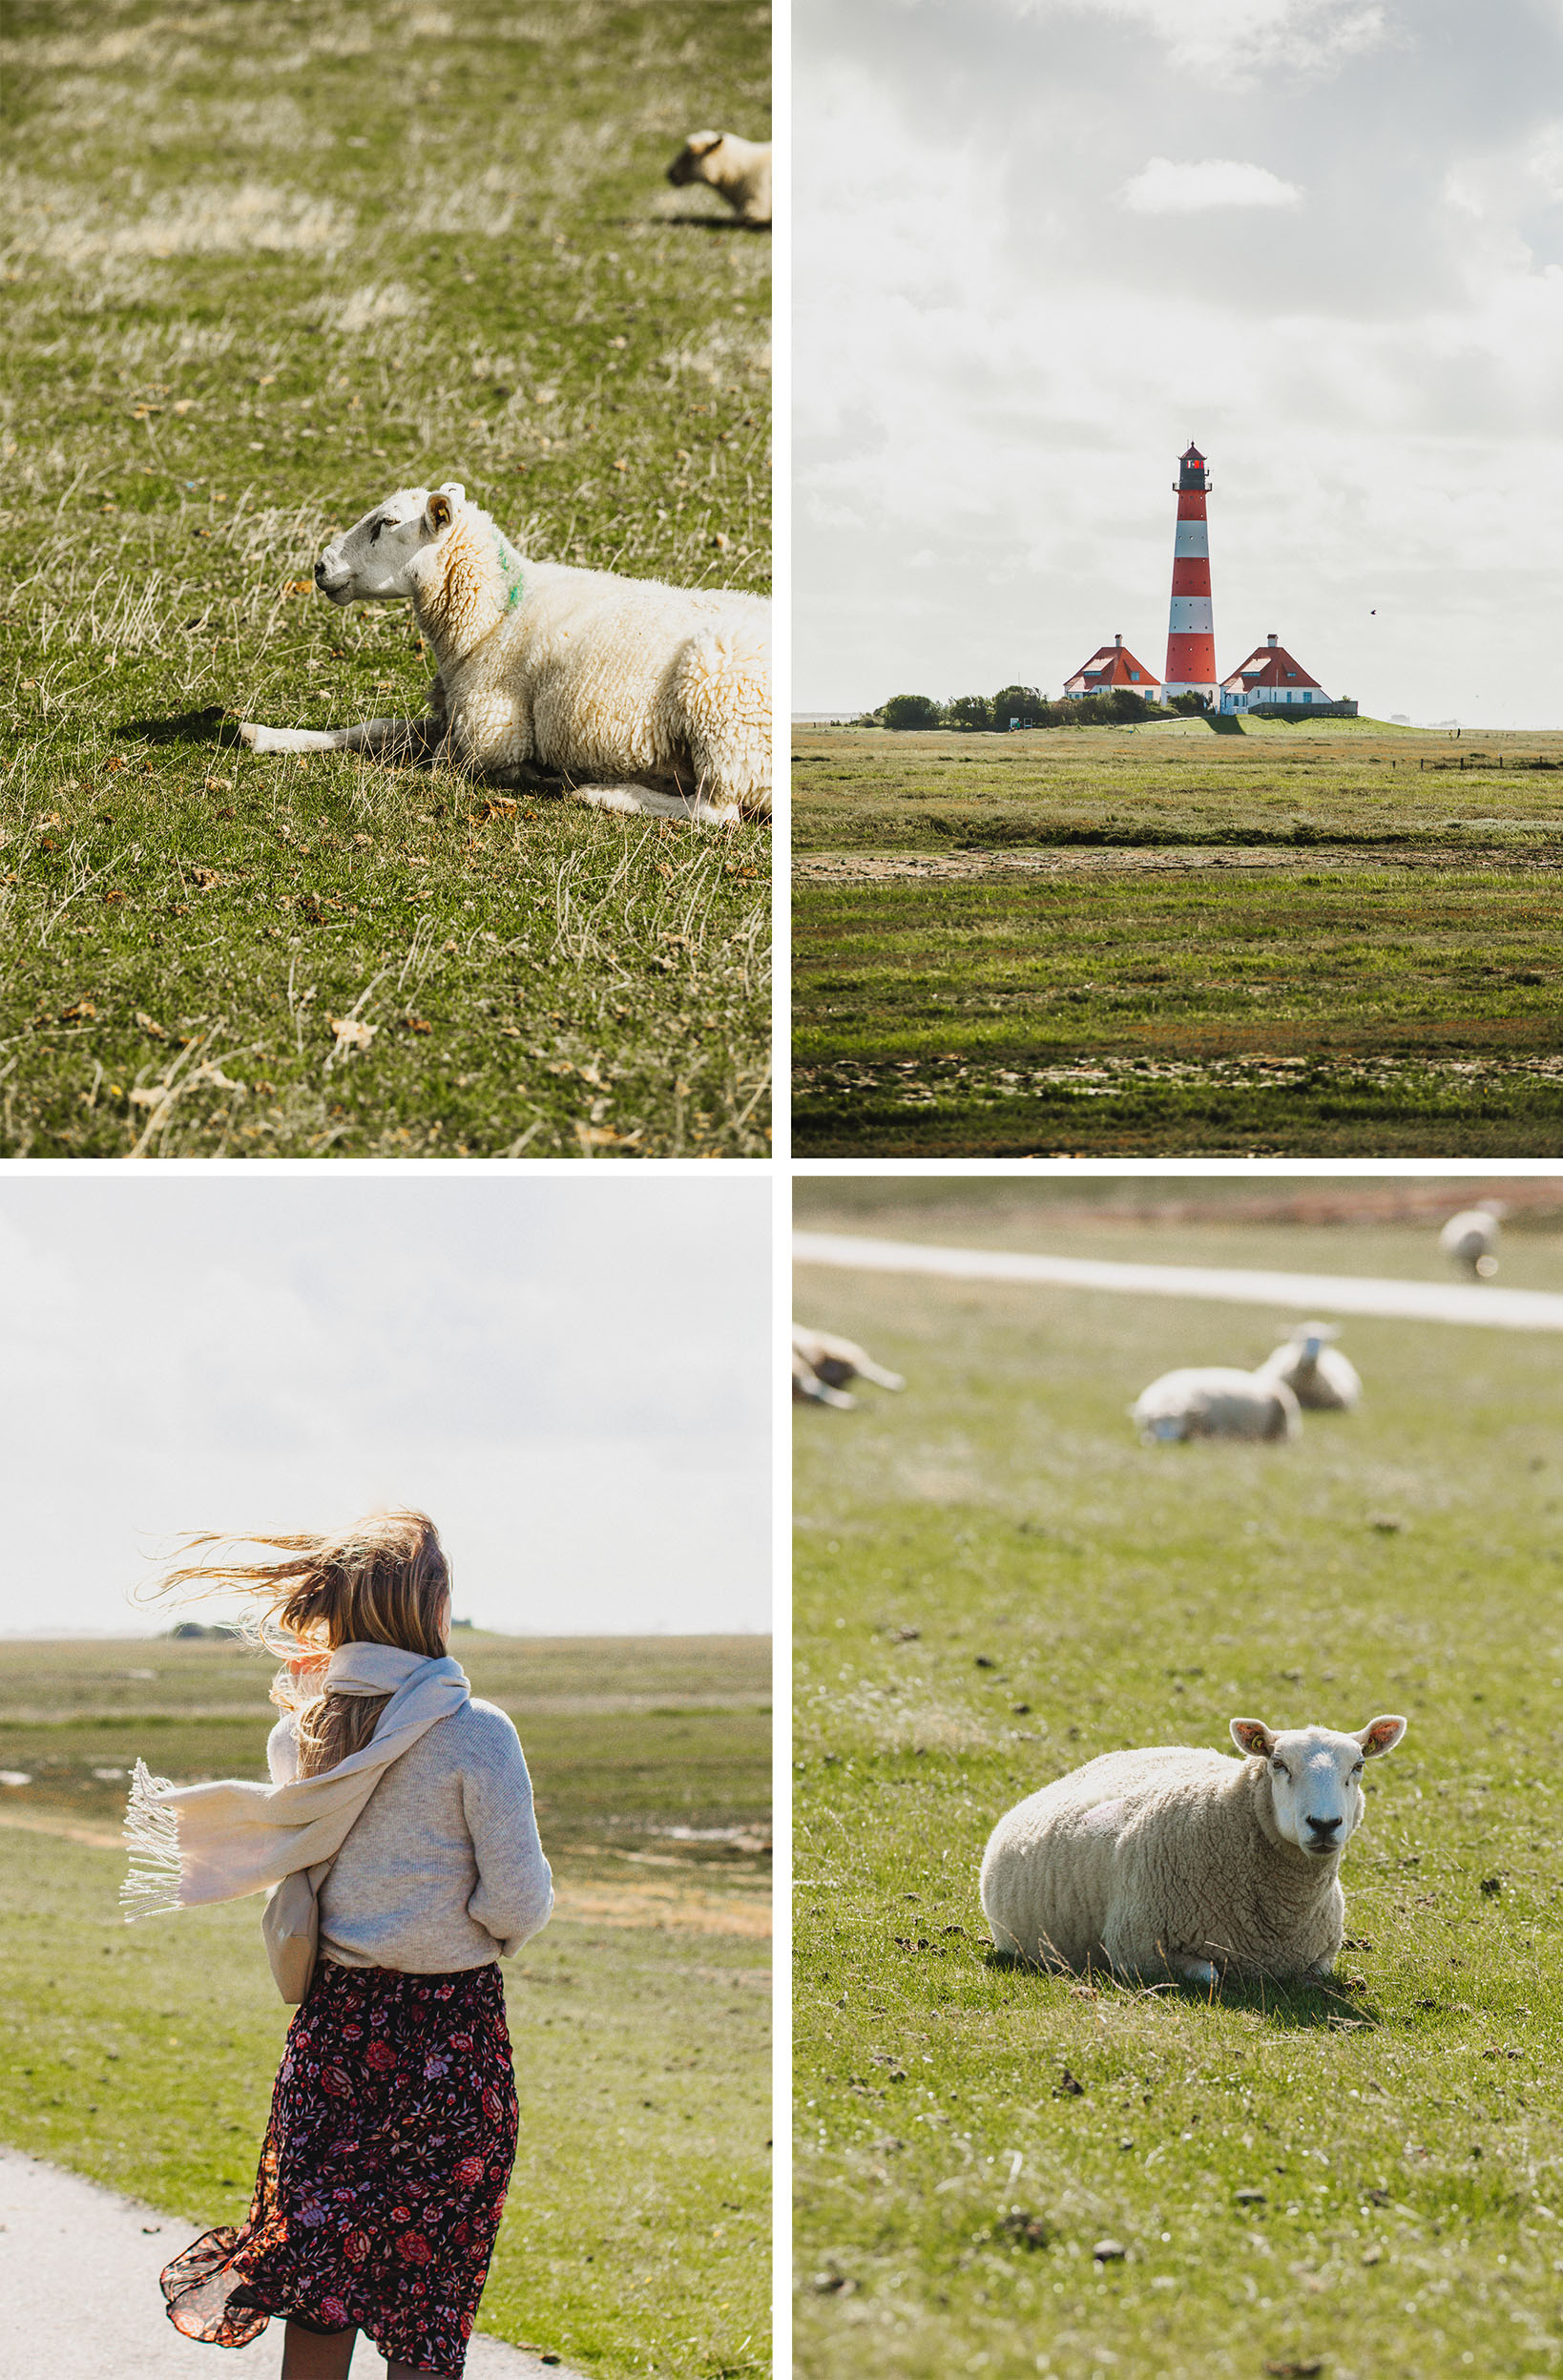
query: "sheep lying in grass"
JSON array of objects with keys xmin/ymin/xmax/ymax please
[
  {"xmin": 239, "ymin": 484, "xmax": 770, "ymax": 825},
  {"xmin": 666, "ymin": 131, "xmax": 772, "ymax": 227},
  {"xmin": 1441, "ymin": 1201, "xmax": 1505, "ymax": 1280},
  {"xmin": 980, "ymin": 1715, "xmax": 1407, "ymax": 1985},
  {"xmin": 1259, "ymin": 1321, "xmax": 1362, "ymax": 1411},
  {"xmin": 791, "ymin": 1326, "xmax": 906, "ymax": 1409},
  {"xmin": 1130, "ymin": 1366, "xmax": 1301, "ymax": 1444}
]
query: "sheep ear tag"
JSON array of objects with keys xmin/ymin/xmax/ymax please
[
  {"xmin": 1229, "ymin": 1719, "xmax": 1275, "ymax": 1759},
  {"xmin": 1357, "ymin": 1715, "xmax": 1408, "ymax": 1758}
]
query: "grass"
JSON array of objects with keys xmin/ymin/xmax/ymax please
[
  {"xmin": 791, "ymin": 724, "xmax": 1563, "ymax": 1156},
  {"xmin": 793, "ymin": 1215, "xmax": 1563, "ymax": 2380},
  {"xmin": 0, "ymin": 1631, "xmax": 771, "ymax": 2379},
  {"xmin": 0, "ymin": 0, "xmax": 771, "ymax": 1158},
  {"xmin": 792, "ymin": 722, "xmax": 1563, "ymax": 854}
]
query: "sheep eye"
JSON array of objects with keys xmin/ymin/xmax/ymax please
[
  {"xmin": 1272, "ymin": 1762, "xmax": 1289, "ymax": 1780},
  {"xmin": 369, "ymin": 518, "xmax": 386, "ymax": 543}
]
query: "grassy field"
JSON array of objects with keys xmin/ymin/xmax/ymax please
[
  {"xmin": 0, "ymin": 0, "xmax": 771, "ymax": 1159},
  {"xmin": 792, "ymin": 721, "xmax": 1563, "ymax": 1156},
  {"xmin": 794, "ymin": 1206, "xmax": 1563, "ymax": 2380},
  {"xmin": 0, "ymin": 1630, "xmax": 771, "ymax": 2380}
]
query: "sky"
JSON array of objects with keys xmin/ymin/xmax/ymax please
[
  {"xmin": 794, "ymin": 0, "xmax": 1563, "ymax": 726},
  {"xmin": 0, "ymin": 1178, "xmax": 771, "ymax": 1638}
]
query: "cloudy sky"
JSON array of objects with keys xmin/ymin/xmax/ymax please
[
  {"xmin": 795, "ymin": 0, "xmax": 1563, "ymax": 726},
  {"xmin": 0, "ymin": 1179, "xmax": 771, "ymax": 1638}
]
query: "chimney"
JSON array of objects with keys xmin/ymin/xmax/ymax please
[
  {"xmin": 1115, "ymin": 633, "xmax": 1122, "ymax": 647},
  {"xmin": 1267, "ymin": 633, "xmax": 1277, "ymax": 647}
]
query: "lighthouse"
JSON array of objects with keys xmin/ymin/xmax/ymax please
[{"xmin": 1162, "ymin": 442, "xmax": 1217, "ymax": 704}]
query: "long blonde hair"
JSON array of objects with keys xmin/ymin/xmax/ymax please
[{"xmin": 148, "ymin": 1510, "xmax": 451, "ymax": 1776}]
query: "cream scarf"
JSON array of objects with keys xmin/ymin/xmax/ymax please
[{"xmin": 121, "ymin": 1643, "xmax": 471, "ymax": 1919}]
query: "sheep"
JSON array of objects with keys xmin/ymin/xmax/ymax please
[
  {"xmin": 792, "ymin": 1346, "xmax": 855, "ymax": 1409},
  {"xmin": 792, "ymin": 1325, "xmax": 905, "ymax": 1398},
  {"xmin": 238, "ymin": 484, "xmax": 770, "ymax": 825},
  {"xmin": 979, "ymin": 1714, "xmax": 1407, "ymax": 1986},
  {"xmin": 666, "ymin": 131, "xmax": 772, "ymax": 227},
  {"xmin": 1130, "ymin": 1365, "xmax": 1301, "ymax": 1445},
  {"xmin": 1440, "ymin": 1200, "xmax": 1506, "ymax": 1280},
  {"xmin": 1258, "ymin": 1321, "xmax": 1362, "ymax": 1412}
]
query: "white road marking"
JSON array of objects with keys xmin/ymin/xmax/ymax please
[{"xmin": 792, "ymin": 1232, "xmax": 1563, "ymax": 1331}]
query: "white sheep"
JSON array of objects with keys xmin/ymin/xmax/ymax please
[
  {"xmin": 1130, "ymin": 1365, "xmax": 1301, "ymax": 1444},
  {"xmin": 792, "ymin": 1325, "xmax": 906, "ymax": 1402},
  {"xmin": 792, "ymin": 1346, "xmax": 854, "ymax": 1409},
  {"xmin": 239, "ymin": 484, "xmax": 770, "ymax": 825},
  {"xmin": 979, "ymin": 1714, "xmax": 1407, "ymax": 1985},
  {"xmin": 666, "ymin": 131, "xmax": 772, "ymax": 227},
  {"xmin": 1259, "ymin": 1321, "xmax": 1362, "ymax": 1411},
  {"xmin": 1440, "ymin": 1201, "xmax": 1505, "ymax": 1280}
]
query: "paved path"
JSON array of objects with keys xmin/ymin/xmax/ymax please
[
  {"xmin": 0, "ymin": 2146, "xmax": 576, "ymax": 2380},
  {"xmin": 793, "ymin": 1231, "xmax": 1563, "ymax": 1331}
]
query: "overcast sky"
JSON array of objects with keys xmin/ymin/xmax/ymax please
[
  {"xmin": 0, "ymin": 1179, "xmax": 770, "ymax": 1639},
  {"xmin": 795, "ymin": 0, "xmax": 1563, "ymax": 726}
]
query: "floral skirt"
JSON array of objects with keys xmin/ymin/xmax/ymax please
[{"xmin": 160, "ymin": 1959, "xmax": 520, "ymax": 2377}]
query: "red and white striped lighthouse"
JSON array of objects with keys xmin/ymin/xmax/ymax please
[{"xmin": 1162, "ymin": 442, "xmax": 1217, "ymax": 704}]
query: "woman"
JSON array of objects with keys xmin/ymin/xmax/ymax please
[{"xmin": 122, "ymin": 1512, "xmax": 553, "ymax": 2380}]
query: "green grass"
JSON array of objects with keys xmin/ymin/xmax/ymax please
[
  {"xmin": 792, "ymin": 722, "xmax": 1563, "ymax": 854},
  {"xmin": 0, "ymin": 1631, "xmax": 771, "ymax": 2378},
  {"xmin": 0, "ymin": 0, "xmax": 771, "ymax": 1158},
  {"xmin": 791, "ymin": 725, "xmax": 1563, "ymax": 1155},
  {"xmin": 794, "ymin": 1225, "xmax": 1563, "ymax": 2380}
]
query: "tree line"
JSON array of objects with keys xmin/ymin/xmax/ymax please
[{"xmin": 864, "ymin": 686, "xmax": 1212, "ymax": 731}]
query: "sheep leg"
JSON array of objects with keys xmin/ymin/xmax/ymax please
[
  {"xmin": 569, "ymin": 782, "xmax": 740, "ymax": 826},
  {"xmin": 1177, "ymin": 1957, "xmax": 1220, "ymax": 1988},
  {"xmin": 237, "ymin": 716, "xmax": 445, "ymax": 761}
]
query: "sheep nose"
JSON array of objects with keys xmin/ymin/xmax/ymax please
[
  {"xmin": 1306, "ymin": 1815, "xmax": 1343, "ymax": 1839},
  {"xmin": 314, "ymin": 559, "xmax": 328, "ymax": 583}
]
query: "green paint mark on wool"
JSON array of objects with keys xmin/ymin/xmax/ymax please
[{"xmin": 490, "ymin": 525, "xmax": 526, "ymax": 612}]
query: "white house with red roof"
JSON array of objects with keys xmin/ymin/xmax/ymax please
[
  {"xmin": 1064, "ymin": 634, "xmax": 1160, "ymax": 700},
  {"xmin": 1219, "ymin": 634, "xmax": 1333, "ymax": 713}
]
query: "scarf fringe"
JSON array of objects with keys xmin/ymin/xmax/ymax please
[{"xmin": 120, "ymin": 1757, "xmax": 184, "ymax": 1919}]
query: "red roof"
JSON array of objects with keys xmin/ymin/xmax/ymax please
[
  {"xmin": 1220, "ymin": 640, "xmax": 1323, "ymax": 694},
  {"xmin": 1066, "ymin": 640, "xmax": 1158, "ymax": 692}
]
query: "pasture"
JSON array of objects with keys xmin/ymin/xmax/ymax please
[
  {"xmin": 794, "ymin": 1196, "xmax": 1563, "ymax": 2380},
  {"xmin": 792, "ymin": 722, "xmax": 1563, "ymax": 1156},
  {"xmin": 0, "ymin": 1630, "xmax": 772, "ymax": 2380},
  {"xmin": 0, "ymin": 0, "xmax": 771, "ymax": 1159}
]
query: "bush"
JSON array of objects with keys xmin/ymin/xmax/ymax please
[
  {"xmin": 990, "ymin": 683, "xmax": 1052, "ymax": 729},
  {"xmin": 945, "ymin": 695, "xmax": 994, "ymax": 733},
  {"xmin": 880, "ymin": 694, "xmax": 944, "ymax": 731}
]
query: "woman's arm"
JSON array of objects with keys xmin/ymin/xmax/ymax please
[{"xmin": 461, "ymin": 1713, "xmax": 554, "ymax": 1954}]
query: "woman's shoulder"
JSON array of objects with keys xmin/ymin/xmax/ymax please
[{"xmin": 444, "ymin": 1696, "xmax": 525, "ymax": 1759}]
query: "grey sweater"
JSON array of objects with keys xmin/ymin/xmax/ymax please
[{"xmin": 266, "ymin": 1696, "xmax": 553, "ymax": 1973}]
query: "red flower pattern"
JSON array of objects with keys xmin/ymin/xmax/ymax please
[{"xmin": 159, "ymin": 1962, "xmax": 519, "ymax": 2378}]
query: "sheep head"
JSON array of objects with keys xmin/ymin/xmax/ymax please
[
  {"xmin": 314, "ymin": 484, "xmax": 469, "ymax": 604},
  {"xmin": 1230, "ymin": 1716, "xmax": 1407, "ymax": 1858}
]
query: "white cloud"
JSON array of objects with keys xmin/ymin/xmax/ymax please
[
  {"xmin": 1120, "ymin": 157, "xmax": 1303, "ymax": 214},
  {"xmin": 1033, "ymin": 0, "xmax": 1391, "ymax": 87}
]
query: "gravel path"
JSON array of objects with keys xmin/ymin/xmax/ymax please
[
  {"xmin": 794, "ymin": 841, "xmax": 1563, "ymax": 883},
  {"xmin": 793, "ymin": 1232, "xmax": 1563, "ymax": 1330},
  {"xmin": 0, "ymin": 2146, "xmax": 577, "ymax": 2380}
]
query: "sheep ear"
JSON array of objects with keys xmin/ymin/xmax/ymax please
[
  {"xmin": 426, "ymin": 491, "xmax": 454, "ymax": 532},
  {"xmin": 1356, "ymin": 1715, "xmax": 1407, "ymax": 1758},
  {"xmin": 689, "ymin": 131, "xmax": 721, "ymax": 156},
  {"xmin": 1230, "ymin": 1718, "xmax": 1275, "ymax": 1759}
]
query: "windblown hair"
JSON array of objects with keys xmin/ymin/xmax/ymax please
[{"xmin": 148, "ymin": 1511, "xmax": 450, "ymax": 1777}]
